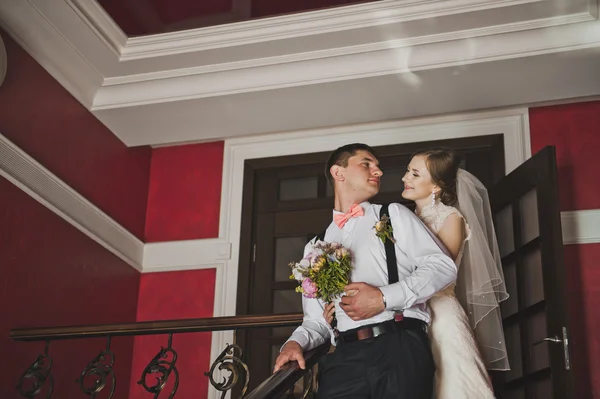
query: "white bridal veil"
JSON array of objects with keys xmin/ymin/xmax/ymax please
[{"xmin": 455, "ymin": 169, "xmax": 510, "ymax": 370}]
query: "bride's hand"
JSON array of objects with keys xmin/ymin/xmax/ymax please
[{"xmin": 323, "ymin": 302, "xmax": 335, "ymax": 325}]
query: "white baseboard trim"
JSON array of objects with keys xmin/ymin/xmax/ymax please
[
  {"xmin": 142, "ymin": 239, "xmax": 231, "ymax": 272},
  {"xmin": 561, "ymin": 209, "xmax": 600, "ymax": 245}
]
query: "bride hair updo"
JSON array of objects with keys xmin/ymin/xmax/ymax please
[{"xmin": 412, "ymin": 147, "xmax": 461, "ymax": 206}]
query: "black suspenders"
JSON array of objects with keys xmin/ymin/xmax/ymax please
[{"xmin": 315, "ymin": 204, "xmax": 398, "ymax": 285}]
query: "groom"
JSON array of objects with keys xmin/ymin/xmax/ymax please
[{"xmin": 273, "ymin": 143, "xmax": 457, "ymax": 399}]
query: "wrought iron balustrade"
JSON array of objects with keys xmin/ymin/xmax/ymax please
[{"xmin": 10, "ymin": 313, "xmax": 326, "ymax": 399}]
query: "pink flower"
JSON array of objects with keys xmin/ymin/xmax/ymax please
[{"xmin": 301, "ymin": 278, "xmax": 318, "ymax": 298}]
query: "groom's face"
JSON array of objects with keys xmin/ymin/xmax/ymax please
[{"xmin": 338, "ymin": 150, "xmax": 382, "ymax": 199}]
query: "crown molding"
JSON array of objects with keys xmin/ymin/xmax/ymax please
[
  {"xmin": 2, "ymin": 0, "xmax": 599, "ymax": 146},
  {"xmin": 93, "ymin": 19, "xmax": 600, "ymax": 110},
  {"xmin": 116, "ymin": 0, "xmax": 541, "ymax": 59},
  {"xmin": 0, "ymin": 0, "xmax": 103, "ymax": 108},
  {"xmin": 102, "ymin": 11, "xmax": 597, "ymax": 87},
  {"xmin": 65, "ymin": 0, "xmax": 127, "ymax": 58}
]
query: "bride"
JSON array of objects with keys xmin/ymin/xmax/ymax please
[{"xmin": 324, "ymin": 147, "xmax": 510, "ymax": 398}]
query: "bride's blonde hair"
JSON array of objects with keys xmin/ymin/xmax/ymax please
[{"xmin": 412, "ymin": 147, "xmax": 461, "ymax": 206}]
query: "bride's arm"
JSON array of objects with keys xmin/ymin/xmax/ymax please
[{"xmin": 436, "ymin": 214, "xmax": 465, "ymax": 262}]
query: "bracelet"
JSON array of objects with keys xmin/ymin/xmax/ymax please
[{"xmin": 381, "ymin": 292, "xmax": 387, "ymax": 309}]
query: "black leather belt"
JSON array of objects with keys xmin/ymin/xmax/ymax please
[{"xmin": 336, "ymin": 317, "xmax": 426, "ymax": 345}]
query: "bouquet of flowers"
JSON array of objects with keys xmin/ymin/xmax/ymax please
[{"xmin": 289, "ymin": 241, "xmax": 353, "ymax": 305}]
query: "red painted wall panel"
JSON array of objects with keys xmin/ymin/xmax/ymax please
[
  {"xmin": 0, "ymin": 32, "xmax": 152, "ymax": 239},
  {"xmin": 529, "ymin": 101, "xmax": 600, "ymax": 212},
  {"xmin": 0, "ymin": 176, "xmax": 140, "ymax": 399},
  {"xmin": 563, "ymin": 244, "xmax": 600, "ymax": 399},
  {"xmin": 128, "ymin": 269, "xmax": 216, "ymax": 399},
  {"xmin": 529, "ymin": 101, "xmax": 600, "ymax": 398},
  {"xmin": 145, "ymin": 141, "xmax": 224, "ymax": 242}
]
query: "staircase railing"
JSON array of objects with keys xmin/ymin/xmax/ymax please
[{"xmin": 10, "ymin": 313, "xmax": 326, "ymax": 399}]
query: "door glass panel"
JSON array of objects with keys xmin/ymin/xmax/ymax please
[
  {"xmin": 275, "ymin": 236, "xmax": 307, "ymax": 281},
  {"xmin": 523, "ymin": 248, "xmax": 544, "ymax": 307},
  {"xmin": 273, "ymin": 290, "xmax": 303, "ymax": 314},
  {"xmin": 496, "ymin": 205, "xmax": 515, "ymax": 257},
  {"xmin": 505, "ymin": 323, "xmax": 523, "ymax": 382},
  {"xmin": 501, "ymin": 262, "xmax": 519, "ymax": 317},
  {"xmin": 279, "ymin": 177, "xmax": 318, "ymax": 201},
  {"xmin": 520, "ymin": 189, "xmax": 540, "ymax": 245},
  {"xmin": 527, "ymin": 311, "xmax": 551, "ymax": 373},
  {"xmin": 379, "ymin": 168, "xmax": 405, "ymax": 193}
]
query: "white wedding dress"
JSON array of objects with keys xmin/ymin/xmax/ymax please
[{"xmin": 418, "ymin": 202, "xmax": 496, "ymax": 399}]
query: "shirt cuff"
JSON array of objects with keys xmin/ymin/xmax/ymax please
[
  {"xmin": 379, "ymin": 282, "xmax": 414, "ymax": 311},
  {"xmin": 281, "ymin": 332, "xmax": 309, "ymax": 352}
]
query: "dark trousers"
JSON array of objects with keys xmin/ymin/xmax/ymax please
[{"xmin": 316, "ymin": 326, "xmax": 435, "ymax": 399}]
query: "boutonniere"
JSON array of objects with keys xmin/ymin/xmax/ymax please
[{"xmin": 374, "ymin": 215, "xmax": 396, "ymax": 244}]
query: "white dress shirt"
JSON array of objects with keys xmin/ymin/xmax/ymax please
[{"xmin": 285, "ymin": 201, "xmax": 457, "ymax": 352}]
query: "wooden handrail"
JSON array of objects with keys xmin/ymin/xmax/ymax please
[
  {"xmin": 10, "ymin": 313, "xmax": 303, "ymax": 341},
  {"xmin": 244, "ymin": 342, "xmax": 330, "ymax": 399}
]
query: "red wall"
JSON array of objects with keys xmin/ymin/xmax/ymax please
[
  {"xmin": 132, "ymin": 142, "xmax": 224, "ymax": 398},
  {"xmin": 563, "ymin": 244, "xmax": 600, "ymax": 399},
  {"xmin": 0, "ymin": 176, "xmax": 140, "ymax": 399},
  {"xmin": 529, "ymin": 100, "xmax": 600, "ymax": 398},
  {"xmin": 145, "ymin": 141, "xmax": 224, "ymax": 242},
  {"xmin": 128, "ymin": 270, "xmax": 216, "ymax": 399},
  {"xmin": 0, "ymin": 32, "xmax": 152, "ymax": 240}
]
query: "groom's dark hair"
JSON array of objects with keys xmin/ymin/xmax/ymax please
[{"xmin": 325, "ymin": 143, "xmax": 379, "ymax": 187}]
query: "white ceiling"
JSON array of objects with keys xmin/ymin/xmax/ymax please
[{"xmin": 1, "ymin": 0, "xmax": 599, "ymax": 146}]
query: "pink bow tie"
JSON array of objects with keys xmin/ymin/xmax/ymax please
[{"xmin": 334, "ymin": 204, "xmax": 364, "ymax": 228}]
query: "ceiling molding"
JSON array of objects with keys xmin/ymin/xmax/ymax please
[
  {"xmin": 101, "ymin": 11, "xmax": 598, "ymax": 87},
  {"xmin": 115, "ymin": 0, "xmax": 542, "ymax": 59},
  {"xmin": 65, "ymin": 0, "xmax": 127, "ymax": 57},
  {"xmin": 1, "ymin": 0, "xmax": 599, "ymax": 146},
  {"xmin": 92, "ymin": 20, "xmax": 600, "ymax": 110},
  {"xmin": 0, "ymin": 0, "xmax": 104, "ymax": 107}
]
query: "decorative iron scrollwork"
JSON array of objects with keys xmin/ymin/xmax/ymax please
[
  {"xmin": 76, "ymin": 336, "xmax": 116, "ymax": 398},
  {"xmin": 301, "ymin": 368, "xmax": 314, "ymax": 399},
  {"xmin": 137, "ymin": 334, "xmax": 179, "ymax": 399},
  {"xmin": 205, "ymin": 344, "xmax": 249, "ymax": 399},
  {"xmin": 16, "ymin": 340, "xmax": 54, "ymax": 398}
]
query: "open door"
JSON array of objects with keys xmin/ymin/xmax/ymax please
[{"xmin": 489, "ymin": 146, "xmax": 574, "ymax": 398}]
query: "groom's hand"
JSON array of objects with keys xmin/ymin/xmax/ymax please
[
  {"xmin": 339, "ymin": 283, "xmax": 385, "ymax": 321},
  {"xmin": 273, "ymin": 341, "xmax": 305, "ymax": 373}
]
